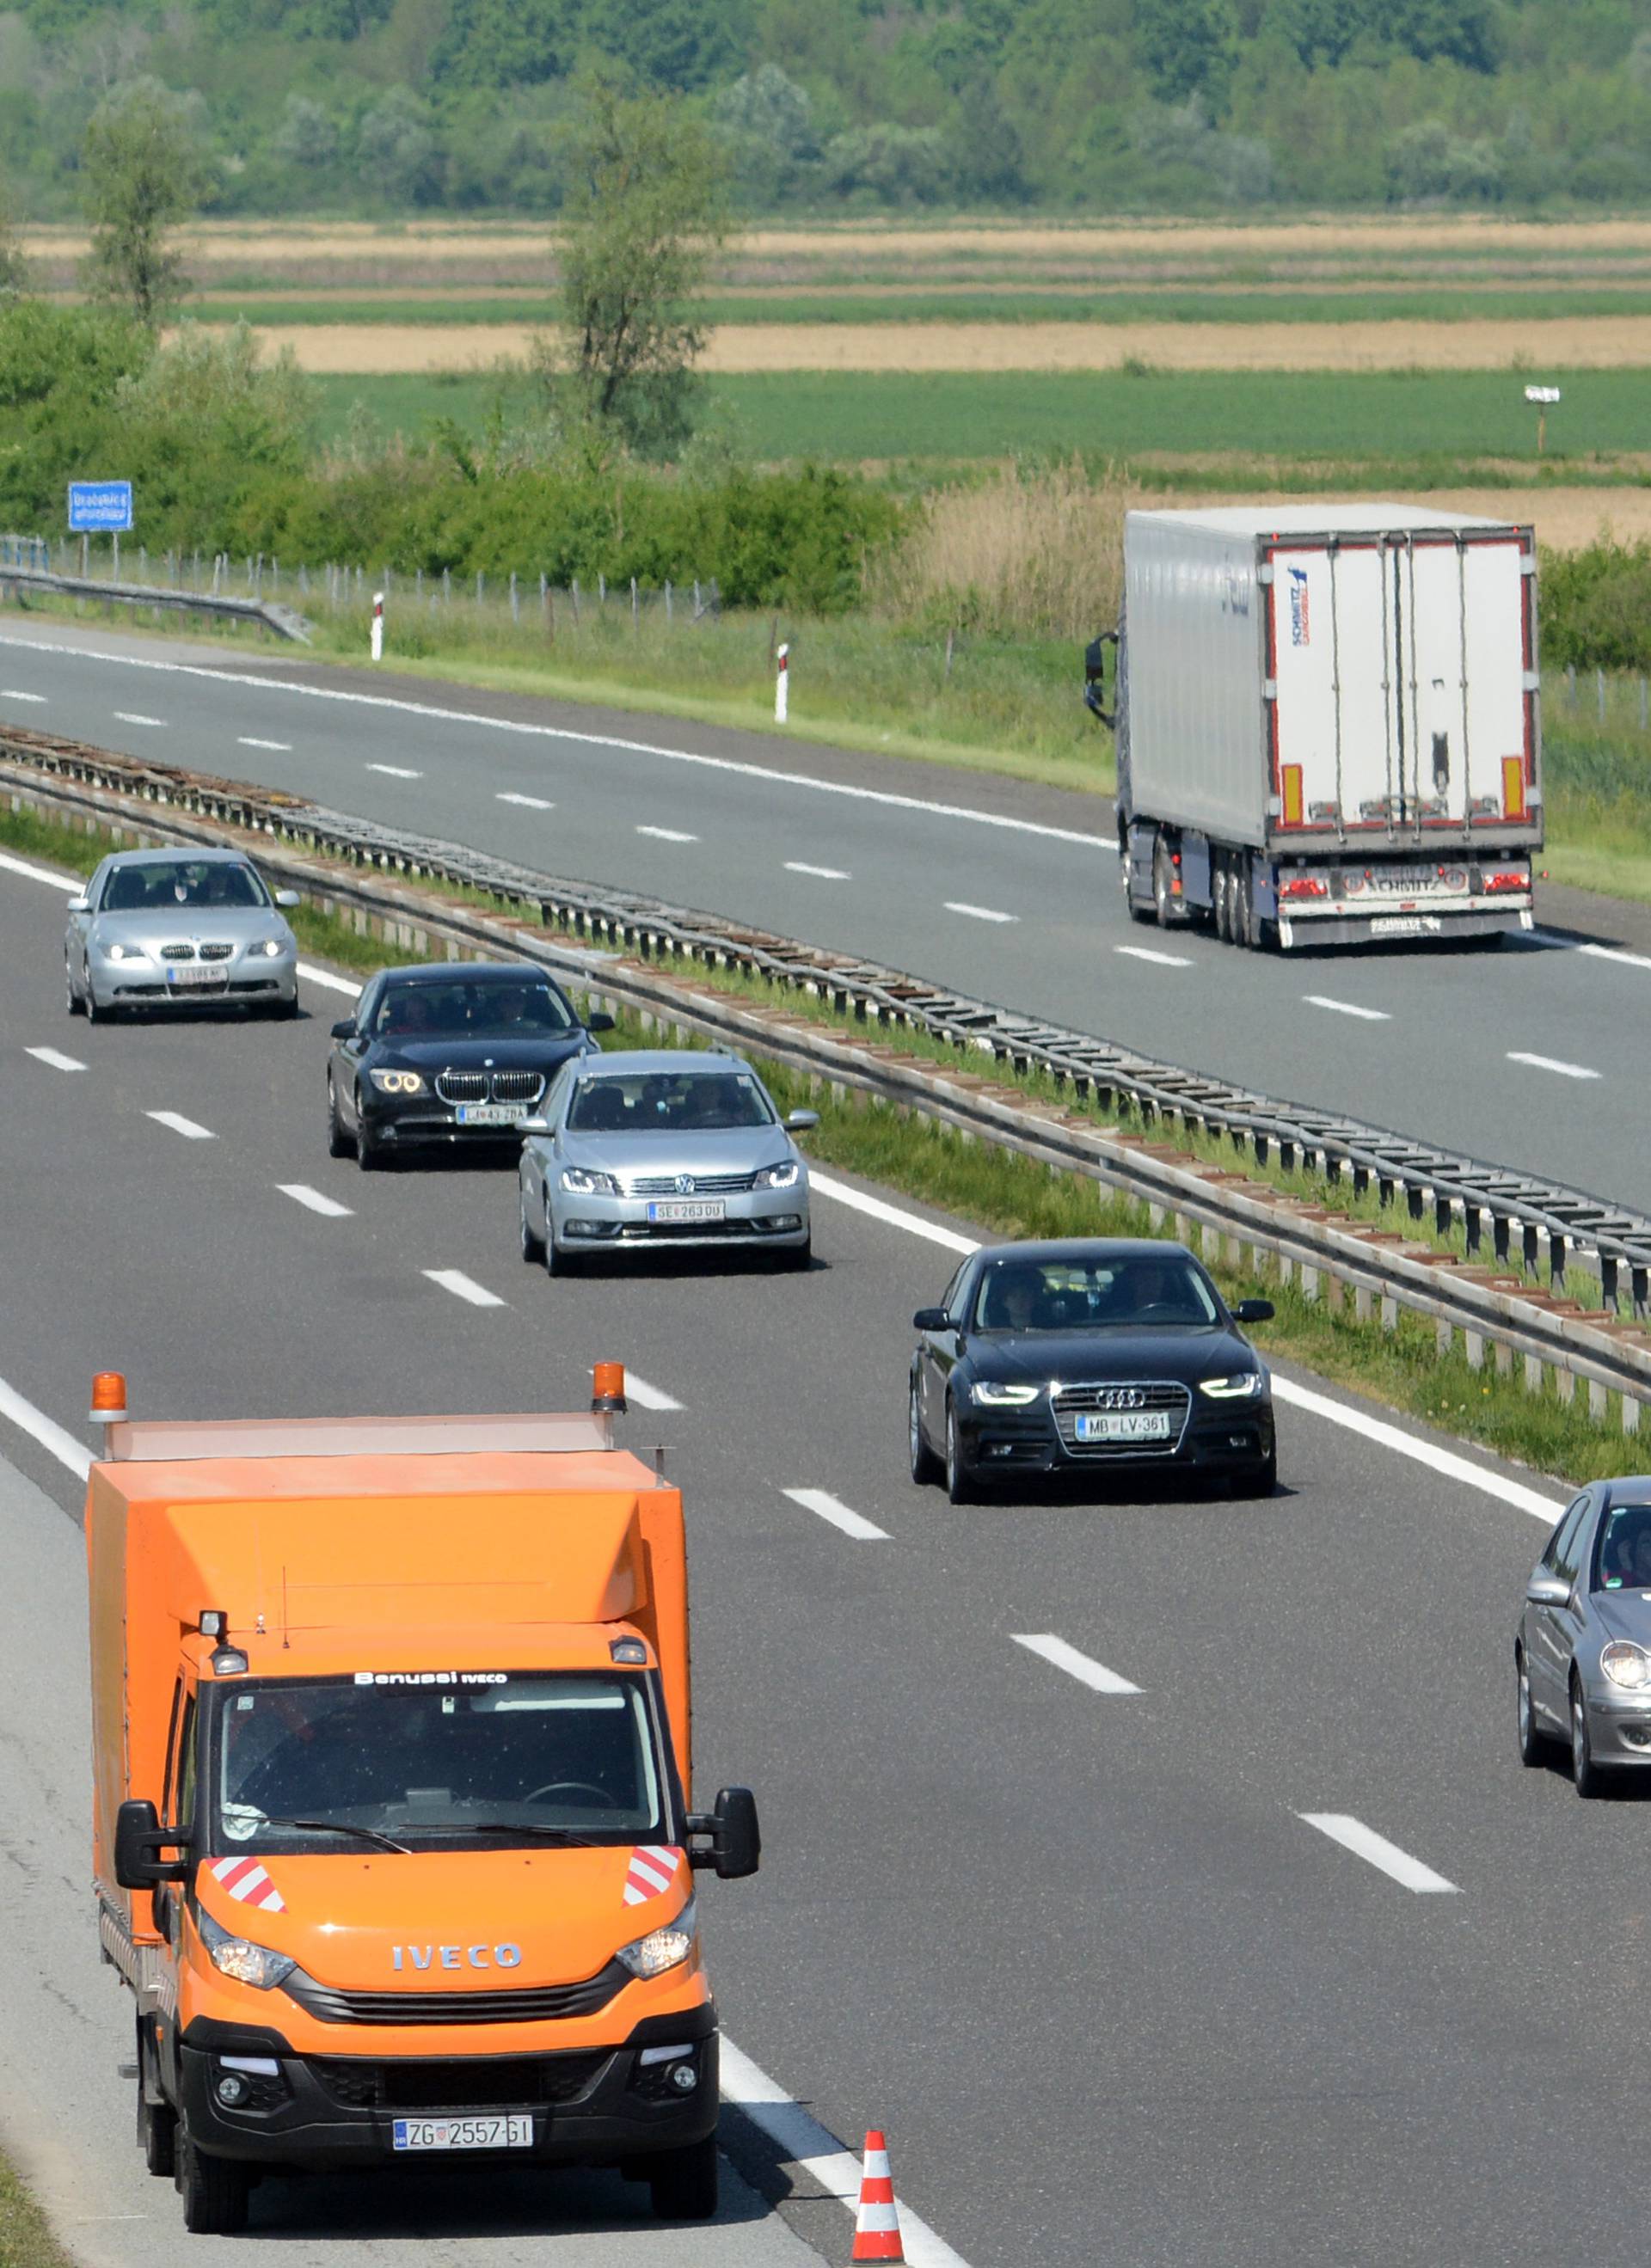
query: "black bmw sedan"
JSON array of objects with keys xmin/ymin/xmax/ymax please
[
  {"xmin": 326, "ymin": 961, "xmax": 614, "ymax": 1169},
  {"xmin": 909, "ymin": 1239, "xmax": 1276, "ymax": 1503}
]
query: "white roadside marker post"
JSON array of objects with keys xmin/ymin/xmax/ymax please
[
  {"xmin": 775, "ymin": 641, "xmax": 789, "ymax": 724},
  {"xmin": 371, "ymin": 589, "xmax": 384, "ymax": 661}
]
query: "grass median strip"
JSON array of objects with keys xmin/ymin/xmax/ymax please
[{"xmin": 0, "ymin": 2155, "xmax": 80, "ymax": 2268}]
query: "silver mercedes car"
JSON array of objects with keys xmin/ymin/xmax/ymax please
[
  {"xmin": 517, "ymin": 1049, "xmax": 817, "ymax": 1274},
  {"xmin": 1517, "ymin": 1476, "xmax": 1651, "ymax": 1796},
  {"xmin": 65, "ymin": 849, "xmax": 301, "ymax": 1021}
]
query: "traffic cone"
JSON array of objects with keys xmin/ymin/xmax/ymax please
[{"xmin": 850, "ymin": 2129, "xmax": 905, "ymax": 2263}]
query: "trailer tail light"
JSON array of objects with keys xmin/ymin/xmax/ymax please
[
  {"xmin": 1483, "ymin": 869, "xmax": 1530, "ymax": 894},
  {"xmin": 1502, "ymin": 757, "xmax": 1528, "ymax": 821},
  {"xmin": 1281, "ymin": 765, "xmax": 1304, "ymax": 826},
  {"xmin": 1279, "ymin": 876, "xmax": 1329, "ymax": 901}
]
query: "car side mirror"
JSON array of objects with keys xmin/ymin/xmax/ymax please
[
  {"xmin": 586, "ymin": 1011, "xmax": 616, "ymax": 1034},
  {"xmin": 330, "ymin": 1018, "xmax": 356, "ymax": 1040},
  {"xmin": 1525, "ymin": 1572, "xmax": 1573, "ymax": 1609},
  {"xmin": 911, "ymin": 1306, "xmax": 948, "ymax": 1331},
  {"xmin": 114, "ymin": 1798, "xmax": 191, "ymax": 1889},
  {"xmin": 785, "ymin": 1110, "xmax": 820, "ymax": 1132},
  {"xmin": 1234, "ymin": 1299, "xmax": 1275, "ymax": 1324},
  {"xmin": 273, "ymin": 890, "xmax": 302, "ymax": 909},
  {"xmin": 687, "ymin": 1787, "xmax": 760, "ymax": 1880},
  {"xmin": 66, "ymin": 896, "xmax": 90, "ymax": 915},
  {"xmin": 518, "ymin": 1116, "xmax": 549, "ymax": 1137}
]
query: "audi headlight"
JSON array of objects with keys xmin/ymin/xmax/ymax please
[
  {"xmin": 616, "ymin": 1897, "xmax": 697, "ymax": 1980},
  {"xmin": 1199, "ymin": 1373, "xmax": 1264, "ymax": 1400},
  {"xmin": 368, "ymin": 1069, "xmax": 425, "ymax": 1095},
  {"xmin": 971, "ymin": 1380, "xmax": 1042, "ymax": 1407},
  {"xmin": 102, "ymin": 940, "xmax": 146, "ymax": 962},
  {"xmin": 561, "ymin": 1166, "xmax": 618, "ymax": 1196},
  {"xmin": 757, "ymin": 1160, "xmax": 800, "ymax": 1190},
  {"xmin": 1601, "ymin": 1641, "xmax": 1651, "ymax": 1690},
  {"xmin": 244, "ymin": 937, "xmax": 285, "ymax": 959},
  {"xmin": 197, "ymin": 1904, "xmax": 297, "ymax": 1992}
]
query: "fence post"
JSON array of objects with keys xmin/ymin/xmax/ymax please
[
  {"xmin": 476, "ymin": 570, "xmax": 484, "ymax": 611},
  {"xmin": 598, "ymin": 573, "xmax": 606, "ymax": 608},
  {"xmin": 539, "ymin": 573, "xmax": 548, "ymax": 626},
  {"xmin": 776, "ymin": 641, "xmax": 789, "ymax": 723},
  {"xmin": 510, "ymin": 571, "xmax": 519, "ymax": 626},
  {"xmin": 371, "ymin": 591, "xmax": 384, "ymax": 661},
  {"xmin": 1641, "ymin": 676, "xmax": 1648, "ymax": 732},
  {"xmin": 665, "ymin": 580, "xmax": 672, "ymax": 623},
  {"xmin": 442, "ymin": 567, "xmax": 451, "ymax": 608},
  {"xmin": 571, "ymin": 578, "xmax": 580, "ymax": 627},
  {"xmin": 1568, "ymin": 663, "xmax": 1576, "ymax": 706},
  {"xmin": 631, "ymin": 577, "xmax": 638, "ymax": 628},
  {"xmin": 1598, "ymin": 667, "xmax": 1607, "ymax": 723}
]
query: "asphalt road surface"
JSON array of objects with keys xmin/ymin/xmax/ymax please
[
  {"xmin": 4, "ymin": 846, "xmax": 1651, "ymax": 2268},
  {"xmin": 2, "ymin": 619, "xmax": 1649, "ymax": 1217}
]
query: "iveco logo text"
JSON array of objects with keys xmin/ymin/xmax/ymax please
[
  {"xmin": 392, "ymin": 1944, "xmax": 524, "ymax": 1971},
  {"xmin": 353, "ymin": 1671, "xmax": 508, "ymax": 1686},
  {"xmin": 1288, "ymin": 567, "xmax": 1310, "ymax": 647}
]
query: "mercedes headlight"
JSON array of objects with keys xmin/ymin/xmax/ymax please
[
  {"xmin": 971, "ymin": 1380, "xmax": 1042, "ymax": 1407},
  {"xmin": 561, "ymin": 1166, "xmax": 618, "ymax": 1196},
  {"xmin": 369, "ymin": 1069, "xmax": 425, "ymax": 1094},
  {"xmin": 1199, "ymin": 1373, "xmax": 1264, "ymax": 1400},
  {"xmin": 757, "ymin": 1161, "xmax": 801, "ymax": 1190},
  {"xmin": 197, "ymin": 1903, "xmax": 297, "ymax": 1991},
  {"xmin": 616, "ymin": 1897, "xmax": 697, "ymax": 1980},
  {"xmin": 1601, "ymin": 1641, "xmax": 1651, "ymax": 1690}
]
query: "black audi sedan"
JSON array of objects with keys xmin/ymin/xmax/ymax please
[
  {"xmin": 909, "ymin": 1238, "xmax": 1276, "ymax": 1503},
  {"xmin": 326, "ymin": 961, "xmax": 614, "ymax": 1169}
]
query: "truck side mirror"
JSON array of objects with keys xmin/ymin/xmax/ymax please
[
  {"xmin": 114, "ymin": 1799, "xmax": 191, "ymax": 1888},
  {"xmin": 687, "ymin": 1786, "xmax": 760, "ymax": 1880}
]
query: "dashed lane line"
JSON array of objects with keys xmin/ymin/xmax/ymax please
[
  {"xmin": 237, "ymin": 736, "xmax": 292, "ymax": 752},
  {"xmin": 423, "ymin": 1268, "xmax": 506, "ymax": 1308},
  {"xmin": 623, "ymin": 1372, "xmax": 684, "ymax": 1413},
  {"xmin": 943, "ymin": 900, "xmax": 1017, "ymax": 923},
  {"xmin": 1507, "ymin": 1051, "xmax": 1600, "ymax": 1081},
  {"xmin": 279, "ymin": 1184, "xmax": 353, "ymax": 1219},
  {"xmin": 1115, "ymin": 944, "xmax": 1192, "ymax": 967},
  {"xmin": 782, "ymin": 1486, "xmax": 889, "ymax": 1541},
  {"xmin": 497, "ymin": 792, "xmax": 555, "ymax": 810},
  {"xmin": 112, "ymin": 711, "xmax": 166, "ymax": 727},
  {"xmin": 25, "ymin": 1047, "xmax": 85, "ymax": 1072},
  {"xmin": 1012, "ymin": 1633, "xmax": 1142, "ymax": 1695},
  {"xmin": 1, "ymin": 690, "xmax": 46, "ymax": 702},
  {"xmin": 636, "ymin": 825, "xmax": 697, "ymax": 843},
  {"xmin": 1298, "ymin": 1812, "xmax": 1459, "ymax": 1894},
  {"xmin": 1305, "ymin": 995, "xmax": 1391, "ymax": 1022},
  {"xmin": 146, "ymin": 1110, "xmax": 214, "ymax": 1141},
  {"xmin": 366, "ymin": 763, "xmax": 421, "ymax": 779},
  {"xmin": 785, "ymin": 861, "xmax": 850, "ymax": 880}
]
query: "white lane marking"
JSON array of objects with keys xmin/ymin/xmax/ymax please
[
  {"xmin": 366, "ymin": 763, "xmax": 421, "ymax": 779},
  {"xmin": 1012, "ymin": 1633, "xmax": 1142, "ymax": 1695},
  {"xmin": 783, "ymin": 1486, "xmax": 889, "ymax": 1542},
  {"xmin": 0, "ymin": 689, "xmax": 46, "ymax": 702},
  {"xmin": 0, "ymin": 633, "xmax": 1104, "ymax": 849},
  {"xmin": 809, "ymin": 1169, "xmax": 977, "ymax": 1256},
  {"xmin": 785, "ymin": 861, "xmax": 850, "ymax": 880},
  {"xmin": 279, "ymin": 1184, "xmax": 353, "ymax": 1218},
  {"xmin": 944, "ymin": 900, "xmax": 1017, "ymax": 924},
  {"xmin": 636, "ymin": 825, "xmax": 697, "ymax": 843},
  {"xmin": 1269, "ymin": 1375, "xmax": 1562, "ymax": 1522},
  {"xmin": 0, "ymin": 1370, "xmax": 90, "ymax": 1480},
  {"xmin": 423, "ymin": 1268, "xmax": 506, "ymax": 1308},
  {"xmin": 147, "ymin": 1109, "xmax": 213, "ymax": 1141},
  {"xmin": 721, "ymin": 2038, "xmax": 970, "ymax": 2268},
  {"xmin": 113, "ymin": 710, "xmax": 166, "ymax": 727},
  {"xmin": 497, "ymin": 792, "xmax": 555, "ymax": 809},
  {"xmin": 0, "ymin": 849, "xmax": 79, "ymax": 893},
  {"xmin": 296, "ymin": 959, "xmax": 362, "ymax": 997},
  {"xmin": 624, "ymin": 1371, "xmax": 684, "ymax": 1413},
  {"xmin": 1115, "ymin": 944, "xmax": 1192, "ymax": 968},
  {"xmin": 1507, "ymin": 1050, "xmax": 1599, "ymax": 1081},
  {"xmin": 1531, "ymin": 927, "xmax": 1651, "ymax": 974},
  {"xmin": 25, "ymin": 1046, "xmax": 85, "ymax": 1072},
  {"xmin": 237, "ymin": 735, "xmax": 292, "ymax": 751},
  {"xmin": 1305, "ymin": 995, "xmax": 1391, "ymax": 1022},
  {"xmin": 1298, "ymin": 1812, "xmax": 1459, "ymax": 1894}
]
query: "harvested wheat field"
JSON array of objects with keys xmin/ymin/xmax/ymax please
[{"xmin": 235, "ymin": 315, "xmax": 1651, "ymax": 376}]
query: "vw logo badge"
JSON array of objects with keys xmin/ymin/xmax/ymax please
[{"xmin": 675, "ymin": 1174, "xmax": 696, "ymax": 1195}]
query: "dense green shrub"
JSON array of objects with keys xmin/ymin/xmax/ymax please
[{"xmin": 1541, "ymin": 542, "xmax": 1651, "ymax": 674}]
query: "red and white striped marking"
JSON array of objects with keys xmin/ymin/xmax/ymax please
[
  {"xmin": 851, "ymin": 2128, "xmax": 905, "ymax": 2262},
  {"xmin": 623, "ymin": 1844, "xmax": 683, "ymax": 1906},
  {"xmin": 209, "ymin": 1854, "xmax": 286, "ymax": 1913}
]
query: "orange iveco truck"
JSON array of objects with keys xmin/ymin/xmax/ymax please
[{"xmin": 85, "ymin": 1364, "xmax": 759, "ymax": 2236}]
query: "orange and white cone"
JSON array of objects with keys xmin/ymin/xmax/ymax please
[{"xmin": 850, "ymin": 2129, "xmax": 905, "ymax": 2263}]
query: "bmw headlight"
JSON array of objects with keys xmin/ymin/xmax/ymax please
[
  {"xmin": 244, "ymin": 937, "xmax": 285, "ymax": 959},
  {"xmin": 616, "ymin": 1897, "xmax": 697, "ymax": 1980},
  {"xmin": 757, "ymin": 1161, "xmax": 800, "ymax": 1190},
  {"xmin": 197, "ymin": 1903, "xmax": 297, "ymax": 1992},
  {"xmin": 102, "ymin": 940, "xmax": 146, "ymax": 962},
  {"xmin": 971, "ymin": 1380, "xmax": 1042, "ymax": 1407},
  {"xmin": 1199, "ymin": 1373, "xmax": 1264, "ymax": 1400},
  {"xmin": 561, "ymin": 1166, "xmax": 618, "ymax": 1196},
  {"xmin": 1601, "ymin": 1641, "xmax": 1651, "ymax": 1690},
  {"xmin": 368, "ymin": 1069, "xmax": 425, "ymax": 1094}
]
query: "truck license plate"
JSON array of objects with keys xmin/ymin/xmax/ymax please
[
  {"xmin": 166, "ymin": 965, "xmax": 228, "ymax": 987},
  {"xmin": 646, "ymin": 1199, "xmax": 725, "ymax": 1223},
  {"xmin": 456, "ymin": 1104, "xmax": 526, "ymax": 1126},
  {"xmin": 1076, "ymin": 1411, "xmax": 1172, "ymax": 1443},
  {"xmin": 392, "ymin": 2115, "xmax": 532, "ymax": 2153}
]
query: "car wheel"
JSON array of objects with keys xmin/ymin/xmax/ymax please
[
  {"xmin": 175, "ymin": 2126, "xmax": 250, "ymax": 2236},
  {"xmin": 84, "ymin": 978, "xmax": 106, "ymax": 1025},
  {"xmin": 944, "ymin": 1399, "xmax": 976, "ymax": 1505},
  {"xmin": 773, "ymin": 1233, "xmax": 812, "ymax": 1272},
  {"xmin": 1516, "ymin": 1647, "xmax": 1553, "ymax": 1768},
  {"xmin": 1571, "ymin": 1676, "xmax": 1611, "ymax": 1798},
  {"xmin": 910, "ymin": 1376, "xmax": 942, "ymax": 1486},
  {"xmin": 271, "ymin": 988, "xmax": 299, "ymax": 1021},
  {"xmin": 327, "ymin": 1074, "xmax": 354, "ymax": 1160},
  {"xmin": 354, "ymin": 1091, "xmax": 386, "ymax": 1172},
  {"xmin": 65, "ymin": 955, "xmax": 85, "ymax": 1016},
  {"xmin": 543, "ymin": 1217, "xmax": 581, "ymax": 1278},
  {"xmin": 519, "ymin": 1180, "xmax": 546, "ymax": 1264},
  {"xmin": 648, "ymin": 2133, "xmax": 718, "ymax": 2221}
]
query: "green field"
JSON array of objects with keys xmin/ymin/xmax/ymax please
[{"xmin": 313, "ymin": 365, "xmax": 1651, "ymax": 468}]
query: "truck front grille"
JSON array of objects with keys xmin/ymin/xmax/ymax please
[
  {"xmin": 285, "ymin": 1962, "xmax": 627, "ymax": 2026},
  {"xmin": 310, "ymin": 2050, "xmax": 607, "ymax": 2109}
]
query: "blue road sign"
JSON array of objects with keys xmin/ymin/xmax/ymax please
[{"xmin": 67, "ymin": 481, "xmax": 132, "ymax": 533}]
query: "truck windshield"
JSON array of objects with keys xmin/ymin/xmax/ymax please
[{"xmin": 210, "ymin": 1672, "xmax": 666, "ymax": 1854}]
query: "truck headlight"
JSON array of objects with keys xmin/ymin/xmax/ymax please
[
  {"xmin": 757, "ymin": 1161, "xmax": 800, "ymax": 1190},
  {"xmin": 368, "ymin": 1069, "xmax": 425, "ymax": 1094},
  {"xmin": 971, "ymin": 1380, "xmax": 1041, "ymax": 1407},
  {"xmin": 561, "ymin": 1166, "xmax": 618, "ymax": 1195},
  {"xmin": 1601, "ymin": 1641, "xmax": 1651, "ymax": 1690},
  {"xmin": 616, "ymin": 1897, "xmax": 697, "ymax": 1980},
  {"xmin": 1199, "ymin": 1373, "xmax": 1264, "ymax": 1400},
  {"xmin": 197, "ymin": 1904, "xmax": 297, "ymax": 1991}
]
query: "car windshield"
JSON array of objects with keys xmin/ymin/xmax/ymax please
[
  {"xmin": 973, "ymin": 1255, "xmax": 1221, "ymax": 1332},
  {"xmin": 567, "ymin": 1069, "xmax": 773, "ymax": 1135},
  {"xmin": 372, "ymin": 978, "xmax": 574, "ymax": 1039},
  {"xmin": 102, "ymin": 860, "xmax": 267, "ymax": 911},
  {"xmin": 210, "ymin": 1671, "xmax": 666, "ymax": 1854},
  {"xmin": 1595, "ymin": 1504, "xmax": 1651, "ymax": 1591}
]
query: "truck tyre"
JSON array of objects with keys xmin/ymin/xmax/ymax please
[
  {"xmin": 1151, "ymin": 834, "xmax": 1179, "ymax": 927},
  {"xmin": 1122, "ymin": 848, "xmax": 1154, "ymax": 924},
  {"xmin": 1232, "ymin": 861, "xmax": 1255, "ymax": 949},
  {"xmin": 175, "ymin": 2129, "xmax": 251, "ymax": 2236},
  {"xmin": 1212, "ymin": 855, "xmax": 1231, "ymax": 941},
  {"xmin": 648, "ymin": 2134, "xmax": 718, "ymax": 2221},
  {"xmin": 135, "ymin": 2034, "xmax": 176, "ymax": 2179}
]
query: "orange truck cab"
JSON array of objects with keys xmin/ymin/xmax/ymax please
[{"xmin": 84, "ymin": 1368, "xmax": 759, "ymax": 2237}]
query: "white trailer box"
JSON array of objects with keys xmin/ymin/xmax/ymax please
[{"xmin": 1112, "ymin": 506, "xmax": 1541, "ymax": 948}]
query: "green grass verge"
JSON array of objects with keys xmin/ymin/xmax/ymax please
[{"xmin": 0, "ymin": 2155, "xmax": 77, "ymax": 2268}]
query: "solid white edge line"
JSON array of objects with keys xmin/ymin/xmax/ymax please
[
  {"xmin": 25, "ymin": 1047, "xmax": 86, "ymax": 1072},
  {"xmin": 1531, "ymin": 927, "xmax": 1651, "ymax": 975},
  {"xmin": 720, "ymin": 2038, "xmax": 971, "ymax": 2268},
  {"xmin": 1507, "ymin": 1051, "xmax": 1600, "ymax": 1081},
  {"xmin": 624, "ymin": 1372, "xmax": 684, "ymax": 1413},
  {"xmin": 295, "ymin": 960, "xmax": 363, "ymax": 998},
  {"xmin": 146, "ymin": 1109, "xmax": 214, "ymax": 1141},
  {"xmin": 1304, "ymin": 995, "xmax": 1391, "ymax": 1022},
  {"xmin": 0, "ymin": 632, "xmax": 1105, "ymax": 849},
  {"xmin": 422, "ymin": 1268, "xmax": 506, "ymax": 1309},
  {"xmin": 1012, "ymin": 1633, "xmax": 1142, "ymax": 1695},
  {"xmin": 278, "ymin": 1184, "xmax": 353, "ymax": 1219},
  {"xmin": 808, "ymin": 1169, "xmax": 979, "ymax": 1256},
  {"xmin": 1298, "ymin": 1812, "xmax": 1459, "ymax": 1894},
  {"xmin": 0, "ymin": 1373, "xmax": 90, "ymax": 1481},
  {"xmin": 0, "ymin": 849, "xmax": 79, "ymax": 893},
  {"xmin": 782, "ymin": 1486, "xmax": 890, "ymax": 1542}
]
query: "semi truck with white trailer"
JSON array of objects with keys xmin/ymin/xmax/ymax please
[{"xmin": 1086, "ymin": 506, "xmax": 1544, "ymax": 949}]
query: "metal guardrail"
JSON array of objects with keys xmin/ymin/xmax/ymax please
[
  {"xmin": 4, "ymin": 720, "xmax": 1651, "ymax": 1334},
  {"xmin": 0, "ymin": 549, "xmax": 310, "ymax": 644}
]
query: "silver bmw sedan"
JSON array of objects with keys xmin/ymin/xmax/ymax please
[
  {"xmin": 1517, "ymin": 1477, "xmax": 1651, "ymax": 1795},
  {"xmin": 517, "ymin": 1049, "xmax": 817, "ymax": 1274},
  {"xmin": 64, "ymin": 849, "xmax": 301, "ymax": 1021}
]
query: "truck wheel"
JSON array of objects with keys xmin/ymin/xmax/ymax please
[
  {"xmin": 1122, "ymin": 846, "xmax": 1154, "ymax": 924},
  {"xmin": 135, "ymin": 2040, "xmax": 175, "ymax": 2179},
  {"xmin": 1232, "ymin": 861, "xmax": 1255, "ymax": 949},
  {"xmin": 1212, "ymin": 855, "xmax": 1231, "ymax": 941},
  {"xmin": 648, "ymin": 2134, "xmax": 719, "ymax": 2220},
  {"xmin": 1151, "ymin": 835, "xmax": 1181, "ymax": 927},
  {"xmin": 175, "ymin": 2129, "xmax": 251, "ymax": 2235}
]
